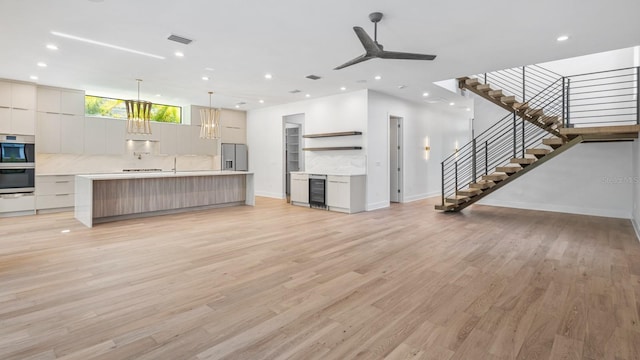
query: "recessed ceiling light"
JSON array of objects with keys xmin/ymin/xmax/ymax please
[
  {"xmin": 422, "ymin": 92, "xmax": 429, "ymax": 97},
  {"xmin": 259, "ymin": 99, "xmax": 264, "ymax": 104},
  {"xmin": 235, "ymin": 104, "xmax": 240, "ymax": 108},
  {"xmin": 46, "ymin": 44, "xmax": 58, "ymax": 50},
  {"xmin": 37, "ymin": 62, "xmax": 47, "ymax": 67},
  {"xmin": 175, "ymin": 51, "xmax": 184, "ymax": 57},
  {"xmin": 205, "ymin": 67, "xmax": 214, "ymax": 71},
  {"xmin": 50, "ymin": 31, "xmax": 165, "ymax": 59},
  {"xmin": 202, "ymin": 76, "xmax": 209, "ymax": 81},
  {"xmin": 466, "ymin": 107, "xmax": 471, "ymax": 112},
  {"xmin": 30, "ymin": 75, "xmax": 38, "ymax": 80},
  {"xmin": 264, "ymin": 73, "xmax": 273, "ymax": 79},
  {"xmin": 305, "ymin": 94, "xmax": 311, "ymax": 98},
  {"xmin": 557, "ymin": 35, "xmax": 569, "ymax": 42},
  {"xmin": 374, "ymin": 75, "xmax": 382, "ymax": 80},
  {"xmin": 340, "ymin": 86, "xmax": 347, "ymax": 91},
  {"xmin": 449, "ymin": 102, "xmax": 455, "ymax": 106},
  {"xmin": 155, "ymin": 94, "xmax": 162, "ymax": 97}
]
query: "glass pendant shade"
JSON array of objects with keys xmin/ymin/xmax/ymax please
[
  {"xmin": 126, "ymin": 79, "xmax": 152, "ymax": 135},
  {"xmin": 200, "ymin": 91, "xmax": 220, "ymax": 139}
]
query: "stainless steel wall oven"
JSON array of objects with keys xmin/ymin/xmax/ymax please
[{"xmin": 0, "ymin": 134, "xmax": 35, "ymax": 194}]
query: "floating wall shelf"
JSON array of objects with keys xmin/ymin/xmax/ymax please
[
  {"xmin": 303, "ymin": 131, "xmax": 362, "ymax": 138},
  {"xmin": 303, "ymin": 146, "xmax": 363, "ymax": 151}
]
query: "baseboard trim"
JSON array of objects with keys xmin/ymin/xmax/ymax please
[
  {"xmin": 632, "ymin": 217, "xmax": 640, "ymax": 243},
  {"xmin": 255, "ymin": 191, "xmax": 284, "ymax": 199},
  {"xmin": 403, "ymin": 191, "xmax": 440, "ymax": 203},
  {"xmin": 366, "ymin": 201, "xmax": 389, "ymax": 211},
  {"xmin": 477, "ymin": 199, "xmax": 631, "ymax": 219}
]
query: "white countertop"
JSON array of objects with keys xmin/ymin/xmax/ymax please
[
  {"xmin": 290, "ymin": 171, "xmax": 366, "ymax": 176},
  {"xmin": 77, "ymin": 170, "xmax": 253, "ymax": 180}
]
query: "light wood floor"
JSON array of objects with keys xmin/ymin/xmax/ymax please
[{"xmin": 1, "ymin": 198, "xmax": 639, "ymax": 360}]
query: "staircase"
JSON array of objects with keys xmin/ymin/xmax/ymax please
[{"xmin": 436, "ymin": 65, "xmax": 640, "ymax": 212}]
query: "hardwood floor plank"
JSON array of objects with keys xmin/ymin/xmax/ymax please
[{"xmin": 0, "ymin": 198, "xmax": 638, "ymax": 359}]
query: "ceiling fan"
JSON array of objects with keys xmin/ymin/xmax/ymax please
[{"xmin": 334, "ymin": 12, "xmax": 437, "ymax": 70}]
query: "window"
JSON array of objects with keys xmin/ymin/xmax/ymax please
[{"xmin": 85, "ymin": 95, "xmax": 182, "ymax": 123}]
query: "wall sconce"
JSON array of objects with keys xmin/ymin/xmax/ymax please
[
  {"xmin": 425, "ymin": 145, "xmax": 431, "ymax": 151},
  {"xmin": 424, "ymin": 136, "xmax": 431, "ymax": 160}
]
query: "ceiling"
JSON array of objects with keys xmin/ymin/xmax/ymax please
[{"xmin": 1, "ymin": 0, "xmax": 638, "ymax": 111}]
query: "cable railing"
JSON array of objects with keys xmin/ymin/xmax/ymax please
[{"xmin": 441, "ymin": 65, "xmax": 639, "ymax": 207}]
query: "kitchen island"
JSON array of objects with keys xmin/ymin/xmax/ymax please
[{"xmin": 74, "ymin": 171, "xmax": 254, "ymax": 227}]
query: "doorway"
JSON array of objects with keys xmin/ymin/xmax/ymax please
[
  {"xmin": 283, "ymin": 114, "xmax": 305, "ymax": 201},
  {"xmin": 390, "ymin": 116, "xmax": 403, "ymax": 203}
]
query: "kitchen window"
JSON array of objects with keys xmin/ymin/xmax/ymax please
[{"xmin": 85, "ymin": 95, "xmax": 182, "ymax": 123}]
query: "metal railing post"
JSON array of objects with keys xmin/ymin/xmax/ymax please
[
  {"xmin": 636, "ymin": 67, "xmax": 639, "ymax": 125},
  {"xmin": 522, "ymin": 66, "xmax": 526, "ymax": 102},
  {"xmin": 484, "ymin": 141, "xmax": 489, "ymax": 175},
  {"xmin": 562, "ymin": 77, "xmax": 566, "ymax": 127},
  {"xmin": 484, "ymin": 73, "xmax": 487, "ymax": 84},
  {"xmin": 454, "ymin": 161, "xmax": 458, "ymax": 195},
  {"xmin": 513, "ymin": 113, "xmax": 517, "ymax": 158},
  {"xmin": 441, "ymin": 162, "xmax": 445, "ymax": 206},
  {"xmin": 522, "ymin": 118, "xmax": 526, "ymax": 158},
  {"xmin": 472, "ymin": 138, "xmax": 477, "ymax": 182},
  {"xmin": 566, "ymin": 78, "xmax": 571, "ymax": 128}
]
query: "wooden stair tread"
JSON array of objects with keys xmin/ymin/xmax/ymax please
[
  {"xmin": 495, "ymin": 166, "xmax": 522, "ymax": 173},
  {"xmin": 465, "ymin": 78, "xmax": 480, "ymax": 86},
  {"xmin": 476, "ymin": 84, "xmax": 492, "ymax": 92},
  {"xmin": 435, "ymin": 203, "xmax": 457, "ymax": 211},
  {"xmin": 482, "ymin": 173, "xmax": 509, "ymax": 182},
  {"xmin": 540, "ymin": 115, "xmax": 560, "ymax": 125},
  {"xmin": 510, "ymin": 157, "xmax": 537, "ymax": 165},
  {"xmin": 487, "ymin": 90, "xmax": 504, "ymax": 98},
  {"xmin": 525, "ymin": 108, "xmax": 544, "ymax": 117},
  {"xmin": 542, "ymin": 138, "xmax": 565, "ymax": 148},
  {"xmin": 470, "ymin": 180, "xmax": 496, "ymax": 189},
  {"xmin": 445, "ymin": 195, "xmax": 470, "ymax": 205},
  {"xmin": 513, "ymin": 102, "xmax": 529, "ymax": 110},
  {"xmin": 457, "ymin": 188, "xmax": 482, "ymax": 197},
  {"xmin": 501, "ymin": 96, "xmax": 517, "ymax": 104},
  {"xmin": 526, "ymin": 148, "xmax": 551, "ymax": 157}
]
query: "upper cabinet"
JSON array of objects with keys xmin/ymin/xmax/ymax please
[
  {"xmin": 0, "ymin": 80, "xmax": 36, "ymax": 135},
  {"xmin": 37, "ymin": 87, "xmax": 84, "ymax": 115},
  {"xmin": 60, "ymin": 91, "xmax": 85, "ymax": 115},
  {"xmin": 220, "ymin": 109, "xmax": 246, "ymax": 144},
  {"xmin": 35, "ymin": 86, "xmax": 85, "ymax": 153}
]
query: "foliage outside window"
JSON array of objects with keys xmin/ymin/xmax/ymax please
[{"xmin": 85, "ymin": 95, "xmax": 182, "ymax": 123}]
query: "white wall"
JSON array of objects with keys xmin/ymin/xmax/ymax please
[
  {"xmin": 479, "ymin": 142, "xmax": 634, "ymax": 219},
  {"xmin": 247, "ymin": 90, "xmax": 368, "ymax": 199},
  {"xmin": 539, "ymin": 47, "xmax": 635, "ymax": 76},
  {"xmin": 366, "ymin": 91, "xmax": 470, "ymax": 210},
  {"xmin": 633, "ymin": 140, "xmax": 640, "ymax": 236}
]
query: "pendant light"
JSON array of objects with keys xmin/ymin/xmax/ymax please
[
  {"xmin": 200, "ymin": 91, "xmax": 220, "ymax": 139},
  {"xmin": 125, "ymin": 79, "xmax": 152, "ymax": 134}
]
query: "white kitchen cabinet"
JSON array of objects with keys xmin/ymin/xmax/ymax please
[
  {"xmin": 0, "ymin": 193, "xmax": 35, "ymax": 215},
  {"xmin": 60, "ymin": 114, "xmax": 84, "ymax": 154},
  {"xmin": 36, "ymin": 112, "xmax": 61, "ymax": 153},
  {"xmin": 83, "ymin": 117, "xmax": 106, "ymax": 154},
  {"xmin": 175, "ymin": 125, "xmax": 193, "ymax": 155},
  {"xmin": 11, "ymin": 83, "xmax": 36, "ymax": 110},
  {"xmin": 10, "ymin": 108, "xmax": 35, "ymax": 135},
  {"xmin": 220, "ymin": 109, "xmax": 246, "ymax": 144},
  {"xmin": 104, "ymin": 118, "xmax": 125, "ymax": 155},
  {"xmin": 158, "ymin": 123, "xmax": 177, "ymax": 155},
  {"xmin": 290, "ymin": 172, "xmax": 309, "ymax": 205},
  {"xmin": 60, "ymin": 91, "xmax": 85, "ymax": 115},
  {"xmin": 191, "ymin": 126, "xmax": 216, "ymax": 155},
  {"xmin": 36, "ymin": 175, "xmax": 75, "ymax": 212},
  {"xmin": 0, "ymin": 107, "xmax": 10, "ymax": 133},
  {"xmin": 326, "ymin": 175, "xmax": 366, "ymax": 214},
  {"xmin": 0, "ymin": 82, "xmax": 11, "ymax": 107},
  {"xmin": 37, "ymin": 87, "xmax": 61, "ymax": 113},
  {"xmin": 0, "ymin": 81, "xmax": 36, "ymax": 135}
]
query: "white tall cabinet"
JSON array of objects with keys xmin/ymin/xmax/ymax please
[
  {"xmin": 36, "ymin": 86, "xmax": 85, "ymax": 154},
  {"xmin": 0, "ymin": 80, "xmax": 36, "ymax": 135}
]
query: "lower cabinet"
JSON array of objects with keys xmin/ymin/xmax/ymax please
[
  {"xmin": 36, "ymin": 175, "xmax": 75, "ymax": 212},
  {"xmin": 290, "ymin": 173, "xmax": 309, "ymax": 205},
  {"xmin": 0, "ymin": 193, "xmax": 35, "ymax": 216},
  {"xmin": 326, "ymin": 175, "xmax": 366, "ymax": 214}
]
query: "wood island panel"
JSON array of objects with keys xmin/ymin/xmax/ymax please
[{"xmin": 77, "ymin": 172, "xmax": 253, "ymax": 227}]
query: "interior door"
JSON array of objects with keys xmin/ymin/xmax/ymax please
[{"xmin": 390, "ymin": 117, "xmax": 402, "ymax": 202}]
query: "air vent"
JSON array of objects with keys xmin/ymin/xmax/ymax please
[
  {"xmin": 289, "ymin": 89, "xmax": 301, "ymax": 94},
  {"xmin": 237, "ymin": 102, "xmax": 246, "ymax": 105},
  {"xmin": 167, "ymin": 34, "xmax": 193, "ymax": 45},
  {"xmin": 356, "ymin": 79, "xmax": 367, "ymax": 83},
  {"xmin": 306, "ymin": 75, "xmax": 322, "ymax": 80}
]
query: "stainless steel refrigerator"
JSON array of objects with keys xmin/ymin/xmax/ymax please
[{"xmin": 221, "ymin": 143, "xmax": 248, "ymax": 171}]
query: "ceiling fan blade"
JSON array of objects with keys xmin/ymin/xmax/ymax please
[
  {"xmin": 377, "ymin": 51, "xmax": 437, "ymax": 61},
  {"xmin": 353, "ymin": 26, "xmax": 380, "ymax": 54},
  {"xmin": 333, "ymin": 54, "xmax": 373, "ymax": 70}
]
